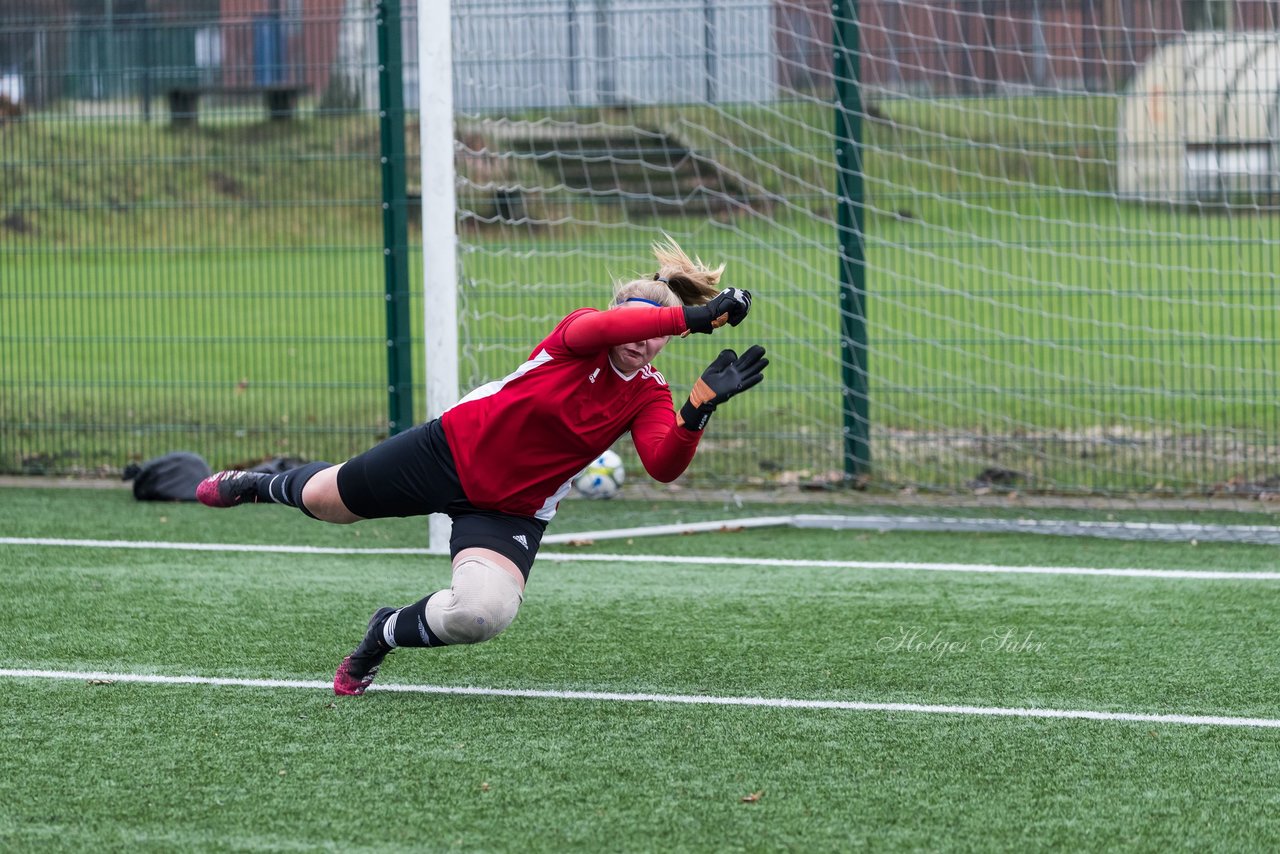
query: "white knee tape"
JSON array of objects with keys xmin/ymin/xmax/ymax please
[{"xmin": 425, "ymin": 556, "xmax": 524, "ymax": 645}]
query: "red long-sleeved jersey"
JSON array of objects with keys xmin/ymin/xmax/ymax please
[{"xmin": 441, "ymin": 306, "xmax": 700, "ymax": 520}]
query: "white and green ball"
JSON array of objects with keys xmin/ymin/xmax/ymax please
[{"xmin": 573, "ymin": 450, "xmax": 625, "ymax": 499}]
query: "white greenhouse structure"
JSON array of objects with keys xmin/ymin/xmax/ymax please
[{"xmin": 1118, "ymin": 32, "xmax": 1280, "ymax": 203}]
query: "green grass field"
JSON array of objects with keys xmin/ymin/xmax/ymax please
[{"xmin": 3, "ymin": 485, "xmax": 1280, "ymax": 850}]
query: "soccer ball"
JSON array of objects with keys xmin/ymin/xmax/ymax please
[{"xmin": 573, "ymin": 450, "xmax": 625, "ymax": 499}]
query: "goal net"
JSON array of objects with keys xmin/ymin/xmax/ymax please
[{"xmin": 439, "ymin": 1, "xmax": 1279, "ymax": 521}]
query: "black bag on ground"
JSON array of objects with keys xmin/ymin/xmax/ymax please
[{"xmin": 121, "ymin": 452, "xmax": 212, "ymax": 502}]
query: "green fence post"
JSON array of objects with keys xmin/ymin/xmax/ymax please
[
  {"xmin": 833, "ymin": 0, "xmax": 870, "ymax": 480},
  {"xmin": 377, "ymin": 0, "xmax": 413, "ymax": 434}
]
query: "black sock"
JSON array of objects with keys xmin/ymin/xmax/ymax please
[
  {"xmin": 257, "ymin": 462, "xmax": 330, "ymax": 518},
  {"xmin": 386, "ymin": 594, "xmax": 448, "ymax": 648}
]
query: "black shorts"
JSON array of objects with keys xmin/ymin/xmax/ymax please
[{"xmin": 335, "ymin": 419, "xmax": 546, "ymax": 579}]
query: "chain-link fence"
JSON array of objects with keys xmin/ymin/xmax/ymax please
[{"xmin": 4, "ymin": 1, "xmax": 1278, "ymax": 500}]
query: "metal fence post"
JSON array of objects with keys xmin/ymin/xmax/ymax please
[
  {"xmin": 377, "ymin": 0, "xmax": 413, "ymax": 434},
  {"xmin": 834, "ymin": 0, "xmax": 870, "ymax": 481}
]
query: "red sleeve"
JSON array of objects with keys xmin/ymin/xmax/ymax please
[
  {"xmin": 560, "ymin": 307, "xmax": 688, "ymax": 354},
  {"xmin": 629, "ymin": 394, "xmax": 702, "ymax": 483}
]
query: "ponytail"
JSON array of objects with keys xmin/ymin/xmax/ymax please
[
  {"xmin": 650, "ymin": 235, "xmax": 723, "ymax": 306},
  {"xmin": 612, "ymin": 234, "xmax": 725, "ymax": 308}
]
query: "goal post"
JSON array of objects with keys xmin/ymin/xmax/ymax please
[{"xmin": 420, "ymin": 0, "xmax": 458, "ymax": 554}]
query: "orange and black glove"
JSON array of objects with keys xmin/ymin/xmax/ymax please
[{"xmin": 677, "ymin": 345, "xmax": 768, "ymax": 432}]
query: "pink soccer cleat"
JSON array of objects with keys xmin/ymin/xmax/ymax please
[
  {"xmin": 334, "ymin": 607, "xmax": 397, "ymax": 696},
  {"xmin": 195, "ymin": 470, "xmax": 267, "ymax": 508}
]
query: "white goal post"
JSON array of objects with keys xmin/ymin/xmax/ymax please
[{"xmin": 420, "ymin": 0, "xmax": 459, "ymax": 554}]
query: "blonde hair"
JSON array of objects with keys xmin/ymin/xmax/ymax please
[{"xmin": 612, "ymin": 235, "xmax": 725, "ymax": 309}]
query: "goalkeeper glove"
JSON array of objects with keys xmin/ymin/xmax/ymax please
[
  {"xmin": 682, "ymin": 288, "xmax": 752, "ymax": 335},
  {"xmin": 678, "ymin": 345, "xmax": 768, "ymax": 432}
]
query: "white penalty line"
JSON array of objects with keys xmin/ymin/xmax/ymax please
[
  {"xmin": 2, "ymin": 536, "xmax": 1278, "ymax": 581},
  {"xmin": 2, "ymin": 667, "xmax": 1277, "ymax": 730}
]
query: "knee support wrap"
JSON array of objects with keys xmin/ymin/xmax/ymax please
[{"xmin": 425, "ymin": 555, "xmax": 524, "ymax": 645}]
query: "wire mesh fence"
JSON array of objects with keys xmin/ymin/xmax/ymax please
[
  {"xmin": 2, "ymin": 0, "xmax": 399, "ymax": 476},
  {"xmin": 3, "ymin": 1, "xmax": 1278, "ymax": 503}
]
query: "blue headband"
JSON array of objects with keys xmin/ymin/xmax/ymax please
[{"xmin": 622, "ymin": 297, "xmax": 662, "ymax": 307}]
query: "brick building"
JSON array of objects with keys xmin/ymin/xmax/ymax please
[{"xmin": 777, "ymin": 1, "xmax": 1280, "ymax": 94}]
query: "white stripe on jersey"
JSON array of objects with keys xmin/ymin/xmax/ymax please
[
  {"xmin": 639, "ymin": 364, "xmax": 665, "ymax": 385},
  {"xmin": 536, "ymin": 476, "xmax": 576, "ymax": 521},
  {"xmin": 449, "ymin": 348, "xmax": 555, "ymax": 409}
]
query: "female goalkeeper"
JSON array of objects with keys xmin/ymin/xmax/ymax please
[{"xmin": 196, "ymin": 238, "xmax": 767, "ymax": 696}]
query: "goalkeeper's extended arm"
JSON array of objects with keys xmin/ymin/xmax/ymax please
[{"xmin": 677, "ymin": 345, "xmax": 769, "ymax": 431}]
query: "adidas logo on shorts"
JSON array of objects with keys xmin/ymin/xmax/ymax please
[{"xmin": 512, "ymin": 534, "xmax": 528, "ymax": 549}]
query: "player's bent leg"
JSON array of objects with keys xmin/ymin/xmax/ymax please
[
  {"xmin": 300, "ymin": 463, "xmax": 365, "ymax": 524},
  {"xmin": 425, "ymin": 549, "xmax": 525, "ymax": 645},
  {"xmin": 332, "ymin": 550, "xmax": 525, "ymax": 696}
]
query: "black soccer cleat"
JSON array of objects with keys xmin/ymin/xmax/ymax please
[
  {"xmin": 195, "ymin": 470, "xmax": 267, "ymax": 508},
  {"xmin": 333, "ymin": 607, "xmax": 397, "ymax": 696}
]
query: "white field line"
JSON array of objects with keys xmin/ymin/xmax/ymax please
[
  {"xmin": 2, "ymin": 536, "xmax": 1278, "ymax": 581},
  {"xmin": 2, "ymin": 667, "xmax": 1277, "ymax": 730},
  {"xmin": 0, "ymin": 536, "xmax": 433, "ymax": 555}
]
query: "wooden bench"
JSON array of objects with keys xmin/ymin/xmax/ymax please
[{"xmin": 165, "ymin": 84, "xmax": 308, "ymax": 127}]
